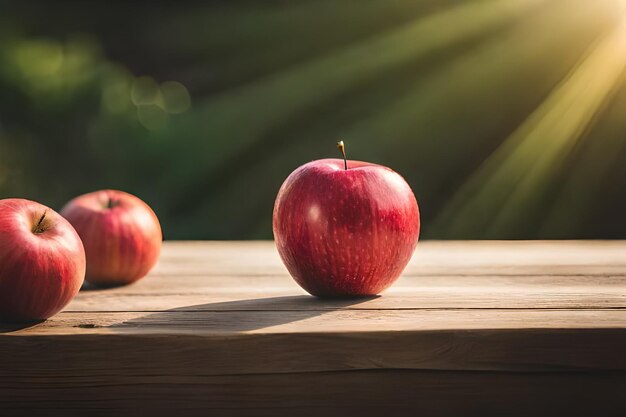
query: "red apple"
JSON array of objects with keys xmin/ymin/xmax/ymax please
[
  {"xmin": 273, "ymin": 142, "xmax": 420, "ymax": 297},
  {"xmin": 0, "ymin": 199, "xmax": 85, "ymax": 322},
  {"xmin": 60, "ymin": 190, "xmax": 162, "ymax": 287}
]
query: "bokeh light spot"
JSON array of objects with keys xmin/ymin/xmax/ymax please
[
  {"xmin": 131, "ymin": 76, "xmax": 159, "ymax": 105},
  {"xmin": 15, "ymin": 40, "xmax": 63, "ymax": 77},
  {"xmin": 160, "ymin": 81, "xmax": 191, "ymax": 114}
]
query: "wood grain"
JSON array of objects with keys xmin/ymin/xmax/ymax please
[
  {"xmin": 153, "ymin": 240, "xmax": 626, "ymax": 276},
  {"xmin": 2, "ymin": 370, "xmax": 625, "ymax": 417},
  {"xmin": 4, "ymin": 309, "xmax": 626, "ymax": 336},
  {"xmin": 1, "ymin": 240, "xmax": 625, "ymax": 416},
  {"xmin": 63, "ymin": 282, "xmax": 626, "ymax": 311}
]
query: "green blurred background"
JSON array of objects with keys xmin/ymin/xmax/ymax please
[{"xmin": 1, "ymin": 0, "xmax": 625, "ymax": 239}]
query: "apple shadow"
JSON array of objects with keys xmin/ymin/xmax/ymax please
[
  {"xmin": 80, "ymin": 281, "xmax": 119, "ymax": 291},
  {"xmin": 0, "ymin": 319, "xmax": 45, "ymax": 333},
  {"xmin": 81, "ymin": 279, "xmax": 145, "ymax": 291},
  {"xmin": 80, "ymin": 282, "xmax": 102, "ymax": 292},
  {"xmin": 112, "ymin": 295, "xmax": 378, "ymax": 332}
]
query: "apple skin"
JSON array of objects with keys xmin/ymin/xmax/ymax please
[
  {"xmin": 273, "ymin": 158, "xmax": 420, "ymax": 297},
  {"xmin": 60, "ymin": 190, "xmax": 162, "ymax": 287},
  {"xmin": 0, "ymin": 199, "xmax": 86, "ymax": 322}
]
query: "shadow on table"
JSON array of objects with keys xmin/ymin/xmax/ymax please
[
  {"xmin": 79, "ymin": 282, "xmax": 102, "ymax": 292},
  {"xmin": 112, "ymin": 295, "xmax": 377, "ymax": 332},
  {"xmin": 0, "ymin": 319, "xmax": 44, "ymax": 333}
]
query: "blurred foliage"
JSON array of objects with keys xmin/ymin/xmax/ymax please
[{"xmin": 0, "ymin": 0, "xmax": 625, "ymax": 239}]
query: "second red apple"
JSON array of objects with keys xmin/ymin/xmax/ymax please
[{"xmin": 61, "ymin": 190, "xmax": 162, "ymax": 287}]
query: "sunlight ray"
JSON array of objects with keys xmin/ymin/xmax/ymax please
[{"xmin": 432, "ymin": 21, "xmax": 626, "ymax": 238}]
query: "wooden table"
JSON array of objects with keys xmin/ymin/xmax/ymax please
[{"xmin": 1, "ymin": 241, "xmax": 625, "ymax": 416}]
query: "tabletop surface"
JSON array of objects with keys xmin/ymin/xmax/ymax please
[
  {"xmin": 2, "ymin": 240, "xmax": 626, "ymax": 416},
  {"xmin": 4, "ymin": 240, "xmax": 626, "ymax": 363}
]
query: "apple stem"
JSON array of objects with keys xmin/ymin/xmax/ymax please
[
  {"xmin": 33, "ymin": 211, "xmax": 47, "ymax": 234},
  {"xmin": 336, "ymin": 140, "xmax": 348, "ymax": 170},
  {"xmin": 107, "ymin": 198, "xmax": 114, "ymax": 209}
]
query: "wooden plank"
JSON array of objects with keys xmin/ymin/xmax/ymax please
[
  {"xmin": 3, "ymin": 309, "xmax": 626, "ymax": 336},
  {"xmin": 1, "ymin": 370, "xmax": 625, "ymax": 417},
  {"xmin": 66, "ymin": 281, "xmax": 626, "ymax": 311},
  {"xmin": 1, "ymin": 328, "xmax": 625, "ymax": 376},
  {"xmin": 153, "ymin": 240, "xmax": 626, "ymax": 276},
  {"xmin": 76, "ymin": 273, "xmax": 626, "ymax": 294}
]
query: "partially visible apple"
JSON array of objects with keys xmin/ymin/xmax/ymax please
[
  {"xmin": 0, "ymin": 199, "xmax": 86, "ymax": 322},
  {"xmin": 273, "ymin": 142, "xmax": 420, "ymax": 297},
  {"xmin": 60, "ymin": 190, "xmax": 162, "ymax": 287}
]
